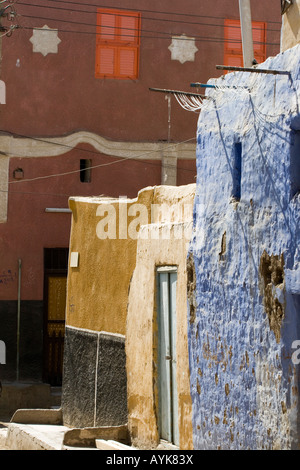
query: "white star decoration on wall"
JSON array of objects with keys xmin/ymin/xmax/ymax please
[
  {"xmin": 30, "ymin": 25, "xmax": 61, "ymax": 57},
  {"xmin": 168, "ymin": 35, "xmax": 198, "ymax": 64}
]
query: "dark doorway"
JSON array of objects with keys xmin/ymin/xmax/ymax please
[{"xmin": 43, "ymin": 248, "xmax": 69, "ymax": 385}]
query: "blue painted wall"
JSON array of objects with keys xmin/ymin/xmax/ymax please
[{"xmin": 188, "ymin": 45, "xmax": 300, "ymax": 450}]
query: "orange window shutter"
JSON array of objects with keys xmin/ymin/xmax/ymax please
[
  {"xmin": 252, "ymin": 22, "xmax": 266, "ymax": 57},
  {"xmin": 96, "ymin": 9, "xmax": 140, "ymax": 79},
  {"xmin": 96, "ymin": 46, "xmax": 115, "ymax": 77},
  {"xmin": 118, "ymin": 47, "xmax": 138, "ymax": 78},
  {"xmin": 224, "ymin": 19, "xmax": 242, "ymax": 53},
  {"xmin": 119, "ymin": 14, "xmax": 140, "ymax": 44},
  {"xmin": 97, "ymin": 11, "xmax": 116, "ymax": 42},
  {"xmin": 224, "ymin": 53, "xmax": 243, "ymax": 67},
  {"xmin": 224, "ymin": 19, "xmax": 266, "ymax": 67}
]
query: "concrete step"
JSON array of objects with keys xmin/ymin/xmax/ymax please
[
  {"xmin": 6, "ymin": 423, "xmax": 68, "ymax": 450},
  {"xmin": 96, "ymin": 439, "xmax": 136, "ymax": 450},
  {"xmin": 4, "ymin": 422, "xmax": 102, "ymax": 450},
  {"xmin": 50, "ymin": 387, "xmax": 62, "ymax": 408},
  {"xmin": 3, "ymin": 420, "xmax": 133, "ymax": 450}
]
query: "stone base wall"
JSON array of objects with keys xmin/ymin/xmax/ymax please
[{"xmin": 62, "ymin": 326, "xmax": 127, "ymax": 428}]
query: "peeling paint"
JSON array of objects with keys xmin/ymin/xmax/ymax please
[
  {"xmin": 219, "ymin": 231, "xmax": 226, "ymax": 262},
  {"xmin": 187, "ymin": 253, "xmax": 196, "ymax": 325},
  {"xmin": 260, "ymin": 251, "xmax": 285, "ymax": 343}
]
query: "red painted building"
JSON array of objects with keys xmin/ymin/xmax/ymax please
[{"xmin": 0, "ymin": 0, "xmax": 281, "ymax": 384}]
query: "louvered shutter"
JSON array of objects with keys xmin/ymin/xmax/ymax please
[
  {"xmin": 95, "ymin": 9, "xmax": 140, "ymax": 79},
  {"xmin": 99, "ymin": 12, "xmax": 116, "ymax": 41},
  {"xmin": 119, "ymin": 14, "xmax": 140, "ymax": 45},
  {"xmin": 118, "ymin": 48, "xmax": 137, "ymax": 78},
  {"xmin": 252, "ymin": 22, "xmax": 266, "ymax": 62},
  {"xmin": 96, "ymin": 46, "xmax": 115, "ymax": 76},
  {"xmin": 224, "ymin": 54, "xmax": 243, "ymax": 67},
  {"xmin": 224, "ymin": 19, "xmax": 266, "ymax": 68},
  {"xmin": 224, "ymin": 19, "xmax": 242, "ymax": 53}
]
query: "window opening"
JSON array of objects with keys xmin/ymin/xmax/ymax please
[
  {"xmin": 290, "ymin": 130, "xmax": 300, "ymax": 199},
  {"xmin": 80, "ymin": 159, "xmax": 92, "ymax": 183},
  {"xmin": 232, "ymin": 142, "xmax": 242, "ymax": 201}
]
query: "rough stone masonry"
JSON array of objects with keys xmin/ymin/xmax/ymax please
[{"xmin": 187, "ymin": 44, "xmax": 300, "ymax": 450}]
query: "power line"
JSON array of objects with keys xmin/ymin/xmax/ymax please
[
  {"xmin": 16, "ymin": 2, "xmax": 281, "ymax": 33},
  {"xmin": 0, "ymin": 131, "xmax": 197, "ymax": 185},
  {"xmin": 18, "ymin": 24, "xmax": 280, "ymax": 47},
  {"xmin": 18, "ymin": 12, "xmax": 282, "ymax": 40},
  {"xmin": 1, "ymin": 129, "xmax": 194, "ymax": 160},
  {"xmin": 0, "ymin": 188, "xmax": 76, "ymax": 197},
  {"xmin": 18, "ymin": 0, "xmax": 282, "ymax": 24},
  {"xmin": 16, "ymin": 1, "xmax": 282, "ymax": 35},
  {"xmin": 15, "ymin": 2, "xmax": 281, "ymax": 47}
]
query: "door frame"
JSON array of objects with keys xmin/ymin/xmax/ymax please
[{"xmin": 156, "ymin": 265, "xmax": 179, "ymax": 446}]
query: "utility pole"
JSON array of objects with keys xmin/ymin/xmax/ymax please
[{"xmin": 238, "ymin": 0, "xmax": 255, "ymax": 67}]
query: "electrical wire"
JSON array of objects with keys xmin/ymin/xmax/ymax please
[
  {"xmin": 16, "ymin": 5, "xmax": 282, "ymax": 34},
  {"xmin": 14, "ymin": 2, "xmax": 281, "ymax": 47},
  {"xmin": 0, "ymin": 129, "xmax": 196, "ymax": 162},
  {"xmin": 10, "ymin": 0, "xmax": 281, "ymax": 47},
  {"xmin": 0, "ymin": 26, "xmax": 17, "ymax": 37},
  {"xmin": 0, "ymin": 92, "xmax": 291, "ymax": 198},
  {"xmin": 17, "ymin": 0, "xmax": 282, "ymax": 24},
  {"xmin": 0, "ymin": 188, "xmax": 77, "ymax": 197},
  {"xmin": 18, "ymin": 13, "xmax": 281, "ymax": 47},
  {"xmin": 17, "ymin": 24, "xmax": 280, "ymax": 47},
  {"xmin": 0, "ymin": 133, "xmax": 197, "ymax": 185},
  {"xmin": 0, "ymin": 97, "xmax": 289, "ymax": 200},
  {"xmin": 174, "ymin": 93, "xmax": 205, "ymax": 113},
  {"xmin": 0, "ymin": 2, "xmax": 282, "ymax": 194}
]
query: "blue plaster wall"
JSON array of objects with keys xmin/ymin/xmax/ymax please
[{"xmin": 188, "ymin": 45, "xmax": 300, "ymax": 450}]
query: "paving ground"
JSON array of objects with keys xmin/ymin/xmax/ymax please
[
  {"xmin": 0, "ymin": 418, "xmax": 132, "ymax": 451},
  {"xmin": 0, "ymin": 422, "xmax": 9, "ymax": 450}
]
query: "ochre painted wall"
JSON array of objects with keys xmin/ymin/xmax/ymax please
[
  {"xmin": 281, "ymin": 0, "xmax": 300, "ymax": 51},
  {"xmin": 66, "ymin": 187, "xmax": 154, "ymax": 335},
  {"xmin": 65, "ymin": 183, "xmax": 195, "ymax": 449},
  {"xmin": 126, "ymin": 184, "xmax": 195, "ymax": 450}
]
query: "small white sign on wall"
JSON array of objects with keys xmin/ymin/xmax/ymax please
[
  {"xmin": 0, "ymin": 81, "xmax": 6, "ymax": 104},
  {"xmin": 0, "ymin": 340, "xmax": 6, "ymax": 364},
  {"xmin": 70, "ymin": 252, "xmax": 79, "ymax": 268}
]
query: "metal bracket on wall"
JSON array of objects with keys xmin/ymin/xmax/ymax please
[
  {"xmin": 149, "ymin": 87, "xmax": 207, "ymax": 99},
  {"xmin": 216, "ymin": 65, "xmax": 291, "ymax": 76}
]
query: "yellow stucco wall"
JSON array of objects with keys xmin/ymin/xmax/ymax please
[
  {"xmin": 281, "ymin": 0, "xmax": 300, "ymax": 51},
  {"xmin": 66, "ymin": 183, "xmax": 195, "ymax": 449},
  {"xmin": 126, "ymin": 185, "xmax": 195, "ymax": 450},
  {"xmin": 66, "ymin": 187, "xmax": 154, "ymax": 335}
]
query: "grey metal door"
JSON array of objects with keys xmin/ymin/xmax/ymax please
[{"xmin": 157, "ymin": 267, "xmax": 179, "ymax": 446}]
